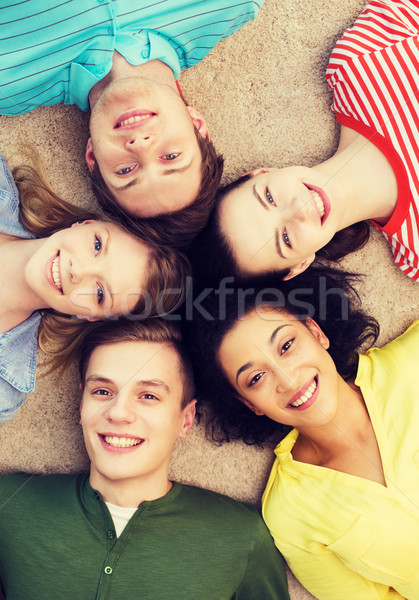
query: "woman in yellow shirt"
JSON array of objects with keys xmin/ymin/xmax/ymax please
[{"xmin": 189, "ymin": 268, "xmax": 419, "ymax": 599}]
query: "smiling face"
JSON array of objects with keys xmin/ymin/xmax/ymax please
[
  {"xmin": 87, "ymin": 77, "xmax": 208, "ymax": 217},
  {"xmin": 25, "ymin": 220, "xmax": 149, "ymax": 319},
  {"xmin": 80, "ymin": 340, "xmax": 196, "ymax": 501},
  {"xmin": 218, "ymin": 308, "xmax": 341, "ymax": 431},
  {"xmin": 219, "ymin": 167, "xmax": 342, "ymax": 279}
]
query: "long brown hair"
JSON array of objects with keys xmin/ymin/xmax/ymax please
[{"xmin": 10, "ymin": 148, "xmax": 189, "ymax": 371}]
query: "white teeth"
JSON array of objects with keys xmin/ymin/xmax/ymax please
[
  {"xmin": 312, "ymin": 190, "xmax": 325, "ymax": 218},
  {"xmin": 103, "ymin": 436, "xmax": 142, "ymax": 448},
  {"xmin": 119, "ymin": 114, "xmax": 152, "ymax": 127},
  {"xmin": 52, "ymin": 256, "xmax": 62, "ymax": 291},
  {"xmin": 290, "ymin": 380, "xmax": 317, "ymax": 408}
]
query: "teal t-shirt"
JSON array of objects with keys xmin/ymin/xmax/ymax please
[{"xmin": 0, "ymin": 0, "xmax": 264, "ymax": 114}]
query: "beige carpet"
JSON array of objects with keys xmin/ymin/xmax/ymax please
[{"xmin": 1, "ymin": 1, "xmax": 418, "ymax": 598}]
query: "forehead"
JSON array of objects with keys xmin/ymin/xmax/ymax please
[
  {"xmin": 220, "ymin": 308, "xmax": 298, "ymax": 353},
  {"xmin": 112, "ymin": 151, "xmax": 202, "ymax": 218},
  {"xmin": 85, "ymin": 340, "xmax": 183, "ymax": 389},
  {"xmin": 219, "ymin": 183, "xmax": 277, "ymax": 274}
]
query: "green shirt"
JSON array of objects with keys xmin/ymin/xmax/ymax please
[{"xmin": 0, "ymin": 473, "xmax": 289, "ymax": 599}]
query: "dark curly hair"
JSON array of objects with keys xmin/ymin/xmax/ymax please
[
  {"xmin": 182, "ymin": 265, "xmax": 379, "ymax": 447},
  {"xmin": 190, "ymin": 174, "xmax": 371, "ymax": 285},
  {"xmin": 89, "ymin": 127, "xmax": 224, "ymax": 249}
]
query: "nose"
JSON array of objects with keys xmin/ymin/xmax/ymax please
[
  {"xmin": 274, "ymin": 365, "xmax": 298, "ymax": 394},
  {"xmin": 104, "ymin": 394, "xmax": 136, "ymax": 424},
  {"xmin": 125, "ymin": 132, "xmax": 154, "ymax": 150},
  {"xmin": 69, "ymin": 258, "xmax": 82, "ymax": 285},
  {"xmin": 69, "ymin": 257, "xmax": 96, "ymax": 285}
]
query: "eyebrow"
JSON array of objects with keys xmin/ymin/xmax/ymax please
[
  {"xmin": 252, "ymin": 184, "xmax": 268, "ymax": 210},
  {"xmin": 101, "ymin": 229, "xmax": 114, "ymax": 311},
  {"xmin": 111, "ymin": 178, "xmax": 139, "ymax": 192},
  {"xmin": 162, "ymin": 158, "xmax": 193, "ymax": 176},
  {"xmin": 110, "ymin": 159, "xmax": 194, "ymax": 191},
  {"xmin": 235, "ymin": 324, "xmax": 291, "ymax": 383},
  {"xmin": 274, "ymin": 228, "xmax": 286, "ymax": 259},
  {"xmin": 84, "ymin": 376, "xmax": 170, "ymax": 393}
]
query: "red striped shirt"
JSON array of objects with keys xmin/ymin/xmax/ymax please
[{"xmin": 326, "ymin": 0, "xmax": 419, "ymax": 280}]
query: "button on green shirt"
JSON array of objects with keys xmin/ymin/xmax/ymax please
[{"xmin": 0, "ymin": 473, "xmax": 289, "ymax": 599}]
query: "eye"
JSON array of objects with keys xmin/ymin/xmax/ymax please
[
  {"xmin": 265, "ymin": 187, "xmax": 277, "ymax": 207},
  {"xmin": 283, "ymin": 229, "xmax": 291, "ymax": 248},
  {"xmin": 248, "ymin": 372, "xmax": 265, "ymax": 387},
  {"xmin": 117, "ymin": 165, "xmax": 135, "ymax": 175},
  {"xmin": 141, "ymin": 393, "xmax": 159, "ymax": 401},
  {"xmin": 92, "ymin": 389, "xmax": 112, "ymax": 397},
  {"xmin": 161, "ymin": 153, "xmax": 180, "ymax": 161},
  {"xmin": 96, "ymin": 283, "xmax": 104, "ymax": 305},
  {"xmin": 280, "ymin": 339, "xmax": 294, "ymax": 355},
  {"xmin": 94, "ymin": 235, "xmax": 102, "ymax": 255}
]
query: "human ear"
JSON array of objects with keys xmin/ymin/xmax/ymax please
[
  {"xmin": 85, "ymin": 138, "xmax": 96, "ymax": 173},
  {"xmin": 178, "ymin": 399, "xmax": 197, "ymax": 439},
  {"xmin": 71, "ymin": 220, "xmax": 94, "ymax": 228},
  {"xmin": 186, "ymin": 106, "xmax": 209, "ymax": 139},
  {"xmin": 282, "ymin": 254, "xmax": 316, "ymax": 280},
  {"xmin": 75, "ymin": 314, "xmax": 101, "ymax": 322},
  {"xmin": 305, "ymin": 318, "xmax": 330, "ymax": 349},
  {"xmin": 243, "ymin": 168, "xmax": 274, "ymax": 177},
  {"xmin": 236, "ymin": 394, "xmax": 264, "ymax": 416}
]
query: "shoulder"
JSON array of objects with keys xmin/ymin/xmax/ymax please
[
  {"xmin": 361, "ymin": 320, "xmax": 419, "ymax": 370},
  {"xmin": 356, "ymin": 321, "xmax": 419, "ymax": 408},
  {"xmin": 177, "ymin": 483, "xmax": 264, "ymax": 528},
  {"xmin": 0, "ymin": 154, "xmax": 32, "ymax": 239},
  {"xmin": 327, "ymin": 0, "xmax": 419, "ymax": 81},
  {"xmin": 0, "ymin": 473, "xmax": 81, "ymax": 509}
]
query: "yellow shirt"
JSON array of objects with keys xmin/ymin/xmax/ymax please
[{"xmin": 262, "ymin": 321, "xmax": 419, "ymax": 600}]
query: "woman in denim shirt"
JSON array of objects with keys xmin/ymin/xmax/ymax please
[{"xmin": 0, "ymin": 152, "xmax": 188, "ymax": 422}]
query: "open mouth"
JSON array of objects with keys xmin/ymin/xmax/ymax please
[
  {"xmin": 100, "ymin": 434, "xmax": 144, "ymax": 448},
  {"xmin": 114, "ymin": 111, "xmax": 156, "ymax": 129},
  {"xmin": 303, "ymin": 183, "xmax": 330, "ymax": 224},
  {"xmin": 51, "ymin": 252, "xmax": 63, "ymax": 293},
  {"xmin": 289, "ymin": 376, "xmax": 318, "ymax": 409}
]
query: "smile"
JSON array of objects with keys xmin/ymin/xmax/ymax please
[
  {"xmin": 114, "ymin": 111, "xmax": 156, "ymax": 129},
  {"xmin": 303, "ymin": 183, "xmax": 330, "ymax": 224},
  {"xmin": 46, "ymin": 251, "xmax": 63, "ymax": 294},
  {"xmin": 51, "ymin": 254, "xmax": 62, "ymax": 292},
  {"xmin": 311, "ymin": 190, "xmax": 325, "ymax": 218},
  {"xmin": 288, "ymin": 377, "xmax": 318, "ymax": 410},
  {"xmin": 102, "ymin": 435, "xmax": 144, "ymax": 448}
]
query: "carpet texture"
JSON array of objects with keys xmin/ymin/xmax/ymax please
[{"xmin": 1, "ymin": 1, "xmax": 418, "ymax": 598}]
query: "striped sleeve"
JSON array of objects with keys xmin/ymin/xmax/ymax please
[{"xmin": 326, "ymin": 0, "xmax": 419, "ymax": 280}]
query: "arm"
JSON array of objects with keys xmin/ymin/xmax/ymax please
[
  {"xmin": 235, "ymin": 518, "xmax": 290, "ymax": 600},
  {"xmin": 282, "ymin": 545, "xmax": 403, "ymax": 600}
]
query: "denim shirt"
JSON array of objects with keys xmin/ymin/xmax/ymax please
[{"xmin": 0, "ymin": 154, "xmax": 41, "ymax": 422}]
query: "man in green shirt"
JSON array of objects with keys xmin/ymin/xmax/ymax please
[{"xmin": 0, "ymin": 319, "xmax": 289, "ymax": 600}]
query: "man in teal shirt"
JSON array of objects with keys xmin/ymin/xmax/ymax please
[
  {"xmin": 0, "ymin": 0, "xmax": 264, "ymax": 242},
  {"xmin": 0, "ymin": 319, "xmax": 289, "ymax": 599}
]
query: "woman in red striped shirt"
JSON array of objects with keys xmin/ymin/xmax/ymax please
[{"xmin": 195, "ymin": 0, "xmax": 419, "ymax": 283}]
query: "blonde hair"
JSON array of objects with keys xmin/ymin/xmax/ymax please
[{"xmin": 10, "ymin": 148, "xmax": 190, "ymax": 372}]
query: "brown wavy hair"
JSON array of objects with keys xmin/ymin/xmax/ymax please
[
  {"xmin": 10, "ymin": 148, "xmax": 190, "ymax": 372},
  {"xmin": 89, "ymin": 126, "xmax": 224, "ymax": 248}
]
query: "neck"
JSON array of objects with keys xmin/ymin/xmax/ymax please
[
  {"xmin": 89, "ymin": 54, "xmax": 178, "ymax": 109},
  {"xmin": 90, "ymin": 471, "xmax": 173, "ymax": 508},
  {"xmin": 297, "ymin": 376, "xmax": 370, "ymax": 464},
  {"xmin": 316, "ymin": 125, "xmax": 398, "ymax": 229}
]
